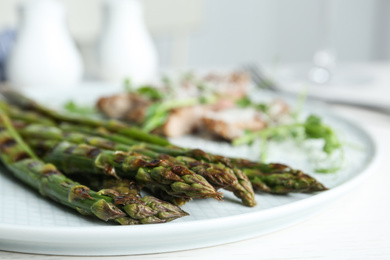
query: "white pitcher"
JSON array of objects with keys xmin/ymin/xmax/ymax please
[
  {"xmin": 6, "ymin": 0, "xmax": 84, "ymax": 87},
  {"xmin": 97, "ymin": 0, "xmax": 158, "ymax": 85}
]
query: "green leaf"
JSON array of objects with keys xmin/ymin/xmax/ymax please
[
  {"xmin": 141, "ymin": 96, "xmax": 218, "ymax": 133},
  {"xmin": 233, "ymin": 129, "xmax": 258, "ymax": 146},
  {"xmin": 142, "ymin": 111, "xmax": 169, "ymax": 133},
  {"xmin": 235, "ymin": 96, "xmax": 252, "ymax": 108},
  {"xmin": 63, "ymin": 101, "xmax": 97, "ymax": 115},
  {"xmin": 315, "ymin": 167, "xmax": 341, "ymax": 173},
  {"xmin": 144, "ymin": 102, "xmax": 161, "ymax": 121},
  {"xmin": 323, "ymin": 134, "xmax": 342, "ymax": 154},
  {"xmin": 255, "ymin": 103, "xmax": 269, "ymax": 113},
  {"xmin": 235, "ymin": 96, "xmax": 269, "ymax": 113},
  {"xmin": 136, "ymin": 86, "xmax": 165, "ymax": 100},
  {"xmin": 315, "ymin": 148, "xmax": 345, "ymax": 173},
  {"xmin": 303, "ymin": 114, "xmax": 341, "ymax": 154},
  {"xmin": 305, "ymin": 114, "xmax": 322, "ymax": 126},
  {"xmin": 124, "ymin": 78, "xmax": 134, "ymax": 92},
  {"xmin": 142, "ymin": 102, "xmax": 170, "ymax": 132}
]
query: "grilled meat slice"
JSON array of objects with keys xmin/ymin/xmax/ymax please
[
  {"xmin": 202, "ymin": 108, "xmax": 267, "ymax": 141},
  {"xmin": 97, "ymin": 93, "xmax": 151, "ymax": 124}
]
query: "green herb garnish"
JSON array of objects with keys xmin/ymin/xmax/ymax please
[
  {"xmin": 303, "ymin": 115, "xmax": 341, "ymax": 154},
  {"xmin": 63, "ymin": 101, "xmax": 97, "ymax": 116},
  {"xmin": 235, "ymin": 96, "xmax": 252, "ymax": 108},
  {"xmin": 233, "ymin": 114, "xmax": 343, "ymax": 173},
  {"xmin": 136, "ymin": 86, "xmax": 165, "ymax": 100},
  {"xmin": 235, "ymin": 96, "xmax": 269, "ymax": 113},
  {"xmin": 124, "ymin": 78, "xmax": 134, "ymax": 92},
  {"xmin": 142, "ymin": 96, "xmax": 218, "ymax": 133}
]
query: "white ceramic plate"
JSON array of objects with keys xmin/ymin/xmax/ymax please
[{"xmin": 0, "ymin": 84, "xmax": 379, "ymax": 255}]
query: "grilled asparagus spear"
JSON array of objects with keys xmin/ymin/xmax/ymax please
[
  {"xmin": 18, "ymin": 124, "xmax": 237, "ymax": 189},
  {"xmin": 83, "ymin": 177, "xmax": 189, "ymax": 223},
  {"xmin": 0, "ymin": 111, "xmax": 135, "ymax": 224},
  {"xmin": 58, "ymin": 124, "xmax": 257, "ymax": 206},
  {"xmin": 25, "ymin": 138, "xmax": 222, "ymax": 201},
  {"xmin": 2, "ymin": 92, "xmax": 326, "ymax": 202},
  {"xmin": 1, "ymin": 89, "xmax": 169, "ymax": 146},
  {"xmin": 19, "ymin": 124, "xmax": 258, "ymax": 206}
]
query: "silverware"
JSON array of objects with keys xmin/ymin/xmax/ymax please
[{"xmin": 243, "ymin": 63, "xmax": 390, "ymax": 115}]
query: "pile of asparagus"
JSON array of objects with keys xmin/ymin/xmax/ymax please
[{"xmin": 0, "ymin": 90, "xmax": 327, "ymax": 225}]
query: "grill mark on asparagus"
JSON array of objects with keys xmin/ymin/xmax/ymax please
[
  {"xmin": 172, "ymin": 165, "xmax": 194, "ymax": 176},
  {"xmin": 188, "ymin": 161, "xmax": 203, "ymax": 168},
  {"xmin": 86, "ymin": 147, "xmax": 101, "ymax": 158},
  {"xmin": 0, "ymin": 138, "xmax": 17, "ymax": 150},
  {"xmin": 27, "ymin": 160, "xmax": 41, "ymax": 168},
  {"xmin": 157, "ymin": 154, "xmax": 170, "ymax": 160},
  {"xmin": 114, "ymin": 196, "xmax": 144, "ymax": 205},
  {"xmin": 148, "ymin": 159, "xmax": 164, "ymax": 167},
  {"xmin": 188, "ymin": 149, "xmax": 211, "ymax": 161},
  {"xmin": 13, "ymin": 152, "xmax": 30, "ymax": 162},
  {"xmin": 133, "ymin": 158, "xmax": 162, "ymax": 168},
  {"xmin": 112, "ymin": 152, "xmax": 126, "ymax": 164},
  {"xmin": 69, "ymin": 185, "xmax": 93, "ymax": 201},
  {"xmin": 42, "ymin": 168, "xmax": 61, "ymax": 176},
  {"xmin": 64, "ymin": 145, "xmax": 77, "ymax": 155}
]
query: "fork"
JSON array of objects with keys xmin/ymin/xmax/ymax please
[{"xmin": 243, "ymin": 63, "xmax": 390, "ymax": 115}]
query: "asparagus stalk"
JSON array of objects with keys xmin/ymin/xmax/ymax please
[
  {"xmin": 3, "ymin": 93, "xmax": 326, "ymax": 201},
  {"xmin": 19, "ymin": 123, "xmax": 256, "ymax": 206},
  {"xmin": 145, "ymin": 185, "xmax": 190, "ymax": 206},
  {"xmin": 155, "ymin": 153, "xmax": 237, "ymax": 189},
  {"xmin": 58, "ymin": 124, "xmax": 257, "ymax": 206},
  {"xmin": 25, "ymin": 138, "xmax": 222, "ymax": 201},
  {"xmin": 0, "ymin": 114, "xmax": 188, "ymax": 224},
  {"xmin": 0, "ymin": 101, "xmax": 56, "ymax": 126},
  {"xmin": 157, "ymin": 153, "xmax": 256, "ymax": 206},
  {"xmin": 82, "ymin": 177, "xmax": 189, "ymax": 223},
  {"xmin": 18, "ymin": 124, "xmax": 237, "ymax": 189},
  {"xmin": 21, "ymin": 122, "xmax": 325, "ymax": 200},
  {"xmin": 0, "ymin": 113, "xmax": 134, "ymax": 224},
  {"xmin": 237, "ymin": 161, "xmax": 327, "ymax": 194},
  {"xmin": 76, "ymin": 125, "xmax": 326, "ymax": 196},
  {"xmin": 19, "ymin": 124, "xmax": 257, "ymax": 206},
  {"xmin": 1, "ymin": 89, "xmax": 169, "ymax": 146}
]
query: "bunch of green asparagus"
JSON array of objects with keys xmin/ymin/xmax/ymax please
[{"xmin": 0, "ymin": 89, "xmax": 327, "ymax": 225}]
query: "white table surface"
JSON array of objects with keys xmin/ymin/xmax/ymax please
[{"xmin": 1, "ymin": 64, "xmax": 390, "ymax": 260}]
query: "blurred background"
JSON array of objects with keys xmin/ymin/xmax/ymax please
[
  {"xmin": 1, "ymin": 0, "xmax": 387, "ymax": 69},
  {"xmin": 1, "ymin": 0, "xmax": 390, "ymax": 108}
]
